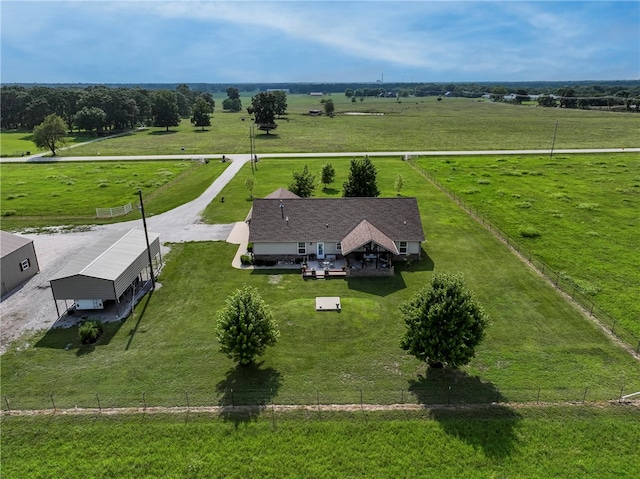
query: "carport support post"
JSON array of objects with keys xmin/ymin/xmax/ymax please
[
  {"xmin": 137, "ymin": 190, "xmax": 155, "ymax": 290},
  {"xmin": 52, "ymin": 288, "xmax": 60, "ymax": 318}
]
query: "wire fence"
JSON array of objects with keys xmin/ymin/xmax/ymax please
[
  {"xmin": 408, "ymin": 159, "xmax": 640, "ymax": 354},
  {"xmin": 3, "ymin": 383, "xmax": 638, "ymax": 413}
]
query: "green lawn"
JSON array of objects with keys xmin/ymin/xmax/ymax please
[
  {"xmin": 0, "ymin": 160, "xmax": 228, "ymax": 231},
  {"xmin": 0, "ymin": 130, "xmax": 100, "ymax": 157},
  {"xmin": 1, "ymin": 407, "xmax": 639, "ymax": 479},
  {"xmin": 50, "ymin": 96, "xmax": 640, "ymax": 157},
  {"xmin": 2, "ymin": 158, "xmax": 639, "ymax": 410},
  {"xmin": 414, "ymin": 153, "xmax": 640, "ymax": 342}
]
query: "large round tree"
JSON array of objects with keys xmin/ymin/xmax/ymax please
[
  {"xmin": 216, "ymin": 285, "xmax": 279, "ymax": 366},
  {"xmin": 400, "ymin": 273, "xmax": 488, "ymax": 368}
]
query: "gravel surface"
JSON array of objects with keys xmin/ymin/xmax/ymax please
[{"xmin": 0, "ymin": 156, "xmax": 249, "ymax": 354}]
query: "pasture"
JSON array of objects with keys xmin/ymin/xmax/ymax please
[
  {"xmin": 51, "ymin": 96, "xmax": 640, "ymax": 156},
  {"xmin": 415, "ymin": 153, "xmax": 640, "ymax": 340},
  {"xmin": 0, "ymin": 130, "xmax": 100, "ymax": 157},
  {"xmin": 2, "ymin": 158, "xmax": 639, "ymax": 412},
  {"xmin": 0, "ymin": 160, "xmax": 228, "ymax": 230},
  {"xmin": 1, "ymin": 407, "xmax": 639, "ymax": 479}
]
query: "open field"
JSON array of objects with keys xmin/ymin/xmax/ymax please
[
  {"xmin": 2, "ymin": 407, "xmax": 639, "ymax": 478},
  {"xmin": 2, "ymin": 158, "xmax": 639, "ymax": 411},
  {"xmin": 44, "ymin": 96, "xmax": 640, "ymax": 156},
  {"xmin": 0, "ymin": 130, "xmax": 101, "ymax": 157},
  {"xmin": 415, "ymin": 153, "xmax": 640, "ymax": 340},
  {"xmin": 0, "ymin": 160, "xmax": 228, "ymax": 230}
]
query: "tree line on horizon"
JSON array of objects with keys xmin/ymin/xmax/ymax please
[{"xmin": 2, "ymin": 79, "xmax": 638, "ymax": 133}]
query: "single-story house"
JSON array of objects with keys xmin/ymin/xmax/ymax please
[
  {"xmin": 49, "ymin": 228, "xmax": 161, "ymax": 316},
  {"xmin": 248, "ymin": 193, "xmax": 425, "ymax": 272},
  {"xmin": 1, "ymin": 231, "xmax": 40, "ymax": 296}
]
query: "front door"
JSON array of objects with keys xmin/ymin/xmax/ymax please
[{"xmin": 317, "ymin": 242, "xmax": 325, "ymax": 259}]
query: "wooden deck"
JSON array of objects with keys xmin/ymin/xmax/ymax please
[{"xmin": 302, "ymin": 269, "xmax": 347, "ymax": 279}]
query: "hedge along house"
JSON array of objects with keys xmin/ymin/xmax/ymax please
[
  {"xmin": 1, "ymin": 231, "xmax": 40, "ymax": 296},
  {"xmin": 49, "ymin": 229, "xmax": 161, "ymax": 317},
  {"xmin": 248, "ymin": 195, "xmax": 424, "ymax": 275}
]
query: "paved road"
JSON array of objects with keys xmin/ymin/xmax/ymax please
[{"xmin": 2, "ymin": 148, "xmax": 638, "ymax": 163}]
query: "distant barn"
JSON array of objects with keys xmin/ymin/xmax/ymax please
[{"xmin": 1, "ymin": 231, "xmax": 40, "ymax": 296}]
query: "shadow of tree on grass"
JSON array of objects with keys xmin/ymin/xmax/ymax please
[
  {"xmin": 216, "ymin": 361, "xmax": 282, "ymax": 427},
  {"xmin": 408, "ymin": 367, "xmax": 520, "ymax": 459}
]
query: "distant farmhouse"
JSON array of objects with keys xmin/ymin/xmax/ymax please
[
  {"xmin": 247, "ymin": 190, "xmax": 424, "ymax": 276},
  {"xmin": 1, "ymin": 231, "xmax": 40, "ymax": 296}
]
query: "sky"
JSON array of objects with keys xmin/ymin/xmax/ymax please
[{"xmin": 1, "ymin": 0, "xmax": 638, "ymax": 84}]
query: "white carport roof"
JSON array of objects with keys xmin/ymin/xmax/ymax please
[{"xmin": 51, "ymin": 229, "xmax": 160, "ymax": 282}]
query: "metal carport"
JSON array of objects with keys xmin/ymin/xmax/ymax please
[{"xmin": 49, "ymin": 229, "xmax": 161, "ymax": 317}]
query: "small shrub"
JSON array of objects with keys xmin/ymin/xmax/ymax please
[
  {"xmin": 510, "ymin": 193, "xmax": 521, "ymax": 199},
  {"xmin": 477, "ymin": 179, "xmax": 490, "ymax": 185},
  {"xmin": 240, "ymin": 255, "xmax": 253, "ymax": 265},
  {"xmin": 50, "ymin": 192, "xmax": 60, "ymax": 197},
  {"xmin": 550, "ymin": 192, "xmax": 571, "ymax": 201},
  {"xmin": 576, "ymin": 202, "xmax": 599, "ymax": 211},
  {"xmin": 78, "ymin": 320, "xmax": 104, "ymax": 345},
  {"xmin": 515, "ymin": 201, "xmax": 532, "ymax": 209},
  {"xmin": 6, "ymin": 194, "xmax": 18, "ymax": 200},
  {"xmin": 99, "ymin": 183, "xmax": 109, "ymax": 188},
  {"xmin": 462, "ymin": 188, "xmax": 480, "ymax": 195},
  {"xmin": 2, "ymin": 210, "xmax": 17, "ymax": 216},
  {"xmin": 518, "ymin": 226, "xmax": 541, "ymax": 238}
]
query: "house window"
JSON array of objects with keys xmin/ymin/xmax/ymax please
[
  {"xmin": 399, "ymin": 241, "xmax": 408, "ymax": 254},
  {"xmin": 336, "ymin": 242, "xmax": 341, "ymax": 251},
  {"xmin": 298, "ymin": 242, "xmax": 306, "ymax": 254},
  {"xmin": 20, "ymin": 259, "xmax": 30, "ymax": 271}
]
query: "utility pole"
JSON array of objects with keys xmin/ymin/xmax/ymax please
[
  {"xmin": 137, "ymin": 190, "xmax": 155, "ymax": 290},
  {"xmin": 249, "ymin": 126, "xmax": 255, "ymax": 174},
  {"xmin": 550, "ymin": 120, "xmax": 559, "ymax": 159}
]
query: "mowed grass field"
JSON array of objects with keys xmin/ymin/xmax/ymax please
[
  {"xmin": 0, "ymin": 160, "xmax": 228, "ymax": 230},
  {"xmin": 2, "ymin": 159, "xmax": 639, "ymax": 412},
  {"xmin": 0, "ymin": 130, "xmax": 103, "ymax": 157},
  {"xmin": 39, "ymin": 95, "xmax": 640, "ymax": 156},
  {"xmin": 2, "ymin": 407, "xmax": 639, "ymax": 479},
  {"xmin": 415, "ymin": 153, "xmax": 640, "ymax": 341}
]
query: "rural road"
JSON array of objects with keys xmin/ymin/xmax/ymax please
[{"xmin": 1, "ymin": 147, "xmax": 638, "ymax": 353}]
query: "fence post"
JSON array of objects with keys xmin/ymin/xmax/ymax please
[
  {"xmin": 582, "ymin": 387, "xmax": 588, "ymax": 403},
  {"xmin": 400, "ymin": 389, "xmax": 404, "ymax": 405},
  {"xmin": 619, "ymin": 385, "xmax": 624, "ymax": 403},
  {"xmin": 96, "ymin": 394, "xmax": 102, "ymax": 413},
  {"xmin": 230, "ymin": 388, "xmax": 234, "ymax": 408},
  {"xmin": 316, "ymin": 389, "xmax": 320, "ymax": 413},
  {"xmin": 447, "ymin": 386, "xmax": 452, "ymax": 405},
  {"xmin": 537, "ymin": 388, "xmax": 540, "ymax": 404},
  {"xmin": 590, "ymin": 302, "xmax": 594, "ymax": 316},
  {"xmin": 360, "ymin": 389, "xmax": 363, "ymax": 410},
  {"xmin": 495, "ymin": 388, "xmax": 500, "ymax": 404},
  {"xmin": 611, "ymin": 320, "xmax": 617, "ymax": 335},
  {"xmin": 185, "ymin": 391, "xmax": 190, "ymax": 409},
  {"xmin": 50, "ymin": 393, "xmax": 56, "ymax": 412},
  {"xmin": 4, "ymin": 395, "xmax": 10, "ymax": 414},
  {"xmin": 636, "ymin": 340, "xmax": 640, "ymax": 354},
  {"xmin": 142, "ymin": 391, "xmax": 147, "ymax": 410}
]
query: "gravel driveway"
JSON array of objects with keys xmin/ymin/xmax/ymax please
[{"xmin": 0, "ymin": 155, "xmax": 249, "ymax": 354}]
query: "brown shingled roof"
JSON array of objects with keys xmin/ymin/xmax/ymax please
[
  {"xmin": 265, "ymin": 187, "xmax": 301, "ymax": 199},
  {"xmin": 248, "ymin": 197, "xmax": 424, "ymax": 244},
  {"xmin": 341, "ymin": 219, "xmax": 399, "ymax": 255}
]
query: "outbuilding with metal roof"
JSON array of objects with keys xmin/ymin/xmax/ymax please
[
  {"xmin": 1, "ymin": 231, "xmax": 40, "ymax": 296},
  {"xmin": 49, "ymin": 229, "xmax": 161, "ymax": 316}
]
